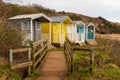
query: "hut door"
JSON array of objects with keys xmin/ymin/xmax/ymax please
[
  {"xmin": 61, "ymin": 24, "xmax": 67, "ymax": 43},
  {"xmin": 77, "ymin": 27, "xmax": 85, "ymax": 42},
  {"xmin": 35, "ymin": 22, "xmax": 41, "ymax": 41},
  {"xmin": 88, "ymin": 26, "xmax": 94, "ymax": 39}
]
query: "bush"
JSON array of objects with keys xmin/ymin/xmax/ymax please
[{"xmin": 0, "ymin": 24, "xmax": 22, "ymax": 64}]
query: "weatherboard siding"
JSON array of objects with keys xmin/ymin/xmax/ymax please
[
  {"xmin": 41, "ymin": 22, "xmax": 50, "ymax": 43},
  {"xmin": 41, "ymin": 22, "xmax": 50, "ymax": 33}
]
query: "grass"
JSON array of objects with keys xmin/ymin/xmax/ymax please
[
  {"xmin": 0, "ymin": 65, "xmax": 9, "ymax": 75},
  {"xmin": 0, "ymin": 64, "xmax": 41, "ymax": 80},
  {"xmin": 31, "ymin": 70, "xmax": 40, "ymax": 77},
  {"xmin": 9, "ymin": 72, "xmax": 22, "ymax": 80},
  {"xmin": 105, "ymin": 68, "xmax": 120, "ymax": 78},
  {"xmin": 0, "ymin": 65, "xmax": 9, "ymax": 79}
]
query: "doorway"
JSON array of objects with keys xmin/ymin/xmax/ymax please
[{"xmin": 35, "ymin": 22, "xmax": 41, "ymax": 41}]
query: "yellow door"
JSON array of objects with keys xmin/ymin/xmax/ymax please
[
  {"xmin": 52, "ymin": 23, "xmax": 59, "ymax": 43},
  {"xmin": 61, "ymin": 23, "xmax": 67, "ymax": 43}
]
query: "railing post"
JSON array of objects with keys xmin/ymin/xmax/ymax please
[
  {"xmin": 8, "ymin": 49, "xmax": 12, "ymax": 77},
  {"xmin": 28, "ymin": 48, "xmax": 31, "ymax": 75},
  {"xmin": 90, "ymin": 49, "xmax": 94, "ymax": 73},
  {"xmin": 64, "ymin": 42, "xmax": 66, "ymax": 53},
  {"xmin": 9, "ymin": 49, "xmax": 13, "ymax": 65},
  {"xmin": 31, "ymin": 43, "xmax": 35, "ymax": 72},
  {"xmin": 71, "ymin": 43, "xmax": 74, "ymax": 73},
  {"xmin": 46, "ymin": 40, "xmax": 48, "ymax": 51}
]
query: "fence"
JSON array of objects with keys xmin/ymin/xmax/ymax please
[
  {"xmin": 74, "ymin": 48, "xmax": 94, "ymax": 72},
  {"xmin": 64, "ymin": 38, "xmax": 74, "ymax": 72},
  {"xmin": 9, "ymin": 48, "xmax": 32, "ymax": 75},
  {"xmin": 31, "ymin": 39, "xmax": 48, "ymax": 71},
  {"xmin": 64, "ymin": 38, "xmax": 94, "ymax": 73},
  {"xmin": 8, "ymin": 39, "xmax": 48, "ymax": 76}
]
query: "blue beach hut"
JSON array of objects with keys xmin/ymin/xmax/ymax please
[
  {"xmin": 85, "ymin": 22, "xmax": 95, "ymax": 40},
  {"xmin": 73, "ymin": 21, "xmax": 85, "ymax": 43}
]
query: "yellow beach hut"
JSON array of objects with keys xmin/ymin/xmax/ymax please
[{"xmin": 50, "ymin": 16, "xmax": 73, "ymax": 47}]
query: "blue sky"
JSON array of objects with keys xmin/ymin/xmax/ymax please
[{"xmin": 3, "ymin": 0, "xmax": 120, "ymax": 22}]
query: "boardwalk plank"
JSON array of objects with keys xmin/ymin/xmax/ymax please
[{"xmin": 36, "ymin": 51, "xmax": 67, "ymax": 80}]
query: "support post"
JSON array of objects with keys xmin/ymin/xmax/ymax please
[
  {"xmin": 9, "ymin": 49, "xmax": 13, "ymax": 77},
  {"xmin": 9, "ymin": 50, "xmax": 13, "ymax": 64},
  {"xmin": 31, "ymin": 44, "xmax": 35, "ymax": 72},
  {"xmin": 28, "ymin": 48, "xmax": 31, "ymax": 75},
  {"xmin": 71, "ymin": 43, "xmax": 74, "ymax": 73},
  {"xmin": 90, "ymin": 49, "xmax": 94, "ymax": 73},
  {"xmin": 30, "ymin": 19, "xmax": 33, "ymax": 41}
]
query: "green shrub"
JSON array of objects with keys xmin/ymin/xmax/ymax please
[
  {"xmin": 9, "ymin": 72, "xmax": 22, "ymax": 80},
  {"xmin": 0, "ymin": 25, "xmax": 22, "ymax": 64},
  {"xmin": 31, "ymin": 70, "xmax": 40, "ymax": 76}
]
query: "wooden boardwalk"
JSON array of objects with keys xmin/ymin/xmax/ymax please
[{"xmin": 36, "ymin": 51, "xmax": 67, "ymax": 80}]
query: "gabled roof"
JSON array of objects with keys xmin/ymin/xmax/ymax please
[
  {"xmin": 8, "ymin": 13, "xmax": 52, "ymax": 21},
  {"xmin": 85, "ymin": 22, "xmax": 95, "ymax": 27},
  {"xmin": 50, "ymin": 16, "xmax": 72, "ymax": 23},
  {"xmin": 73, "ymin": 21, "xmax": 80, "ymax": 24},
  {"xmin": 73, "ymin": 20, "xmax": 85, "ymax": 25}
]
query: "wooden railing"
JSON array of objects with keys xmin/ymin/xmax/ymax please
[
  {"xmin": 64, "ymin": 38, "xmax": 94, "ymax": 73},
  {"xmin": 8, "ymin": 39, "xmax": 48, "ymax": 76},
  {"xmin": 31, "ymin": 39, "xmax": 48, "ymax": 71},
  {"xmin": 64, "ymin": 38, "xmax": 74, "ymax": 72},
  {"xmin": 9, "ymin": 48, "xmax": 32, "ymax": 75},
  {"xmin": 74, "ymin": 48, "xmax": 94, "ymax": 73}
]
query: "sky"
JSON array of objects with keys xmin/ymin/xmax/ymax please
[{"xmin": 3, "ymin": 0, "xmax": 120, "ymax": 22}]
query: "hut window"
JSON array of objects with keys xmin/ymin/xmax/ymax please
[
  {"xmin": 22, "ymin": 21, "xmax": 30, "ymax": 30},
  {"xmin": 35, "ymin": 22, "xmax": 41, "ymax": 30}
]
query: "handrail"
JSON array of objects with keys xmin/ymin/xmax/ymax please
[
  {"xmin": 31, "ymin": 39, "xmax": 48, "ymax": 71},
  {"xmin": 64, "ymin": 38, "xmax": 74, "ymax": 72}
]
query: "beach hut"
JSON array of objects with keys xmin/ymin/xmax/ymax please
[
  {"xmin": 85, "ymin": 22, "xmax": 95, "ymax": 40},
  {"xmin": 66, "ymin": 24, "xmax": 74, "ymax": 42},
  {"xmin": 73, "ymin": 21, "xmax": 86, "ymax": 43},
  {"xmin": 50, "ymin": 16, "xmax": 73, "ymax": 47},
  {"xmin": 8, "ymin": 13, "xmax": 52, "ymax": 45}
]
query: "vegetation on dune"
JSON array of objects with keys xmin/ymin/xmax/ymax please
[
  {"xmin": 0, "ymin": 25, "xmax": 22, "ymax": 64},
  {"xmin": 0, "ymin": 65, "xmax": 9, "ymax": 80},
  {"xmin": 68, "ymin": 36, "xmax": 120, "ymax": 80}
]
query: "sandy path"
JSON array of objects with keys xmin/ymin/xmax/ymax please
[{"xmin": 36, "ymin": 51, "xmax": 67, "ymax": 80}]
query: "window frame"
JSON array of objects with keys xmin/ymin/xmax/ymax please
[
  {"xmin": 35, "ymin": 22, "xmax": 41, "ymax": 30},
  {"xmin": 21, "ymin": 21, "xmax": 30, "ymax": 30}
]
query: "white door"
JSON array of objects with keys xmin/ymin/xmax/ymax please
[
  {"xmin": 35, "ymin": 22, "xmax": 41, "ymax": 41},
  {"xmin": 80, "ymin": 33, "xmax": 85, "ymax": 42}
]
